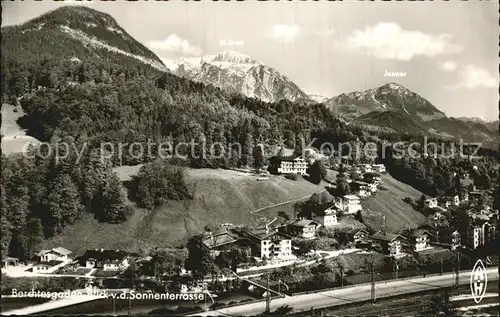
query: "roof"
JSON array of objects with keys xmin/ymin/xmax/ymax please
[
  {"xmin": 348, "ymin": 228, "xmax": 368, "ymax": 236},
  {"xmin": 287, "ymin": 219, "xmax": 320, "ymax": 228},
  {"xmin": 410, "ymin": 229, "xmax": 432, "ymax": 238},
  {"xmin": 81, "ymin": 249, "xmax": 130, "ymax": 262},
  {"xmin": 202, "ymin": 231, "xmax": 238, "ymax": 249},
  {"xmin": 52, "ymin": 247, "xmax": 72, "ymax": 255},
  {"xmin": 269, "ymin": 155, "xmax": 303, "ymax": 162},
  {"xmin": 37, "ymin": 249, "xmax": 51, "ymax": 256},
  {"xmin": 352, "ymin": 180, "xmax": 369, "ymax": 185},
  {"xmin": 3, "ymin": 257, "xmax": 19, "ymax": 261},
  {"xmin": 246, "ymin": 228, "xmax": 291, "ymax": 241},
  {"xmin": 370, "ymin": 231, "xmax": 405, "ymax": 242},
  {"xmin": 344, "ymin": 194, "xmax": 360, "ymax": 200},
  {"xmin": 37, "ymin": 247, "xmax": 72, "ymax": 256}
]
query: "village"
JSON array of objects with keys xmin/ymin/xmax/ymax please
[{"xmin": 2, "ymin": 148, "xmax": 498, "ymax": 312}]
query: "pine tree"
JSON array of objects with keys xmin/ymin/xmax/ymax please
[
  {"xmin": 252, "ymin": 145, "xmax": 265, "ymax": 171},
  {"xmin": 101, "ymin": 173, "xmax": 128, "ymax": 223},
  {"xmin": 44, "ymin": 174, "xmax": 83, "ymax": 236},
  {"xmin": 20, "ymin": 218, "xmax": 44, "ymax": 260}
]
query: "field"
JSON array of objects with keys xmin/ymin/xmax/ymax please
[
  {"xmin": 41, "ymin": 167, "xmax": 325, "ymax": 254},
  {"xmin": 1, "ymin": 104, "xmax": 41, "ymax": 155},
  {"xmin": 360, "ymin": 173, "xmax": 427, "ymax": 233}
]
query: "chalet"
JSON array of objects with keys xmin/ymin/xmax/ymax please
[
  {"xmin": 336, "ymin": 195, "xmax": 362, "ymax": 215},
  {"xmin": 372, "ymin": 164, "xmax": 386, "ymax": 173},
  {"xmin": 424, "ymin": 198, "xmax": 438, "ymax": 209},
  {"xmin": 350, "ymin": 168, "xmax": 363, "ymax": 180},
  {"xmin": 240, "ymin": 227, "xmax": 292, "ymax": 260},
  {"xmin": 439, "ymin": 228, "xmax": 461, "ymax": 250},
  {"xmin": 37, "ymin": 247, "xmax": 72, "ymax": 263},
  {"xmin": 80, "ymin": 249, "xmax": 131, "ymax": 271},
  {"xmin": 363, "ymin": 172, "xmax": 381, "ymax": 184},
  {"xmin": 281, "ymin": 218, "xmax": 321, "ymax": 239},
  {"xmin": 346, "ymin": 228, "xmax": 369, "ymax": 247},
  {"xmin": 358, "ymin": 164, "xmax": 372, "ymax": 173},
  {"xmin": 460, "ymin": 192, "xmax": 469, "ymax": 203},
  {"xmin": 466, "ymin": 225, "xmax": 482, "ymax": 249},
  {"xmin": 202, "ymin": 229, "xmax": 239, "ymax": 257},
  {"xmin": 370, "ymin": 231, "xmax": 406, "ymax": 256},
  {"xmin": 350, "ymin": 181, "xmax": 370, "ymax": 197},
  {"xmin": 2, "ymin": 257, "xmax": 19, "ymax": 268},
  {"xmin": 32, "ymin": 263, "xmax": 53, "ymax": 273},
  {"xmin": 438, "ymin": 197, "xmax": 452, "ymax": 208},
  {"xmin": 312, "ymin": 206, "xmax": 338, "ymax": 227},
  {"xmin": 268, "ymin": 156, "xmax": 308, "ymax": 175},
  {"xmin": 407, "ymin": 229, "xmax": 432, "ymax": 252}
]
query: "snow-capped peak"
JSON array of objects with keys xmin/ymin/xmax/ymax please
[
  {"xmin": 164, "ymin": 51, "xmax": 309, "ymax": 103},
  {"xmin": 456, "ymin": 116, "xmax": 490, "ymax": 124},
  {"xmin": 205, "ymin": 51, "xmax": 260, "ymax": 65},
  {"xmin": 308, "ymin": 93, "xmax": 329, "ymax": 103}
]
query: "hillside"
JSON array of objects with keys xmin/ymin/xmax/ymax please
[
  {"xmin": 1, "ymin": 6, "xmax": 166, "ymax": 73},
  {"xmin": 40, "ymin": 168, "xmax": 324, "ymax": 254},
  {"xmin": 360, "ymin": 174, "xmax": 427, "ymax": 233},
  {"xmin": 355, "ymin": 111, "xmax": 426, "ymax": 135}
]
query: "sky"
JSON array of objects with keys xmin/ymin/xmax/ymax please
[{"xmin": 2, "ymin": 1, "xmax": 499, "ymax": 121}]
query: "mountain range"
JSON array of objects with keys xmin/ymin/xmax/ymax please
[
  {"xmin": 162, "ymin": 51, "xmax": 310, "ymax": 103},
  {"xmin": 2, "ymin": 5, "xmax": 498, "ymax": 148}
]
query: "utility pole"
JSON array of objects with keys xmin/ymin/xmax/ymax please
[
  {"xmin": 265, "ymin": 274, "xmax": 271, "ymax": 313},
  {"xmin": 370, "ymin": 263, "xmax": 375, "ymax": 303},
  {"xmin": 440, "ymin": 259, "xmax": 443, "ymax": 275},
  {"xmin": 394, "ymin": 258, "xmax": 399, "ymax": 280},
  {"xmin": 340, "ymin": 266, "xmax": 344, "ymax": 288},
  {"xmin": 454, "ymin": 249, "xmax": 460, "ymax": 288}
]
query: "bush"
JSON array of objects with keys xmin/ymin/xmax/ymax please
[
  {"xmin": 284, "ymin": 173, "xmax": 299, "ymax": 181},
  {"xmin": 131, "ymin": 159, "xmax": 191, "ymax": 209},
  {"xmin": 211, "ymin": 302, "xmax": 226, "ymax": 309},
  {"xmin": 175, "ymin": 305, "xmax": 202, "ymax": 313}
]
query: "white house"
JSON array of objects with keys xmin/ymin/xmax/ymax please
[
  {"xmin": 409, "ymin": 230, "xmax": 432, "ymax": 252},
  {"xmin": 32, "ymin": 263, "xmax": 52, "ymax": 273},
  {"xmin": 367, "ymin": 183, "xmax": 377, "ymax": 193},
  {"xmin": 424, "ymin": 198, "xmax": 438, "ymax": 209},
  {"xmin": 372, "ymin": 164, "xmax": 386, "ymax": 173},
  {"xmin": 243, "ymin": 227, "xmax": 293, "ymax": 261},
  {"xmin": 453, "ymin": 195, "xmax": 460, "ymax": 206},
  {"xmin": 342, "ymin": 195, "xmax": 362, "ymax": 215},
  {"xmin": 282, "ymin": 219, "xmax": 321, "ymax": 239},
  {"xmin": 272, "ymin": 156, "xmax": 308, "ymax": 175},
  {"xmin": 37, "ymin": 247, "xmax": 72, "ymax": 263},
  {"xmin": 358, "ymin": 164, "xmax": 372, "ymax": 173},
  {"xmin": 312, "ymin": 207, "xmax": 338, "ymax": 227},
  {"xmin": 81, "ymin": 249, "xmax": 130, "ymax": 271},
  {"xmin": 103, "ymin": 258, "xmax": 130, "ymax": 271}
]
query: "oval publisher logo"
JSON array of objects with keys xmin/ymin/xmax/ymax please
[{"xmin": 470, "ymin": 259, "xmax": 487, "ymax": 304}]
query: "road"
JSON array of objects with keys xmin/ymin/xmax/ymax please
[{"xmin": 190, "ymin": 267, "xmax": 498, "ymax": 316}]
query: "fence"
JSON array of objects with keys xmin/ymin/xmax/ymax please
[{"xmin": 289, "ymin": 268, "xmax": 476, "ymax": 296}]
